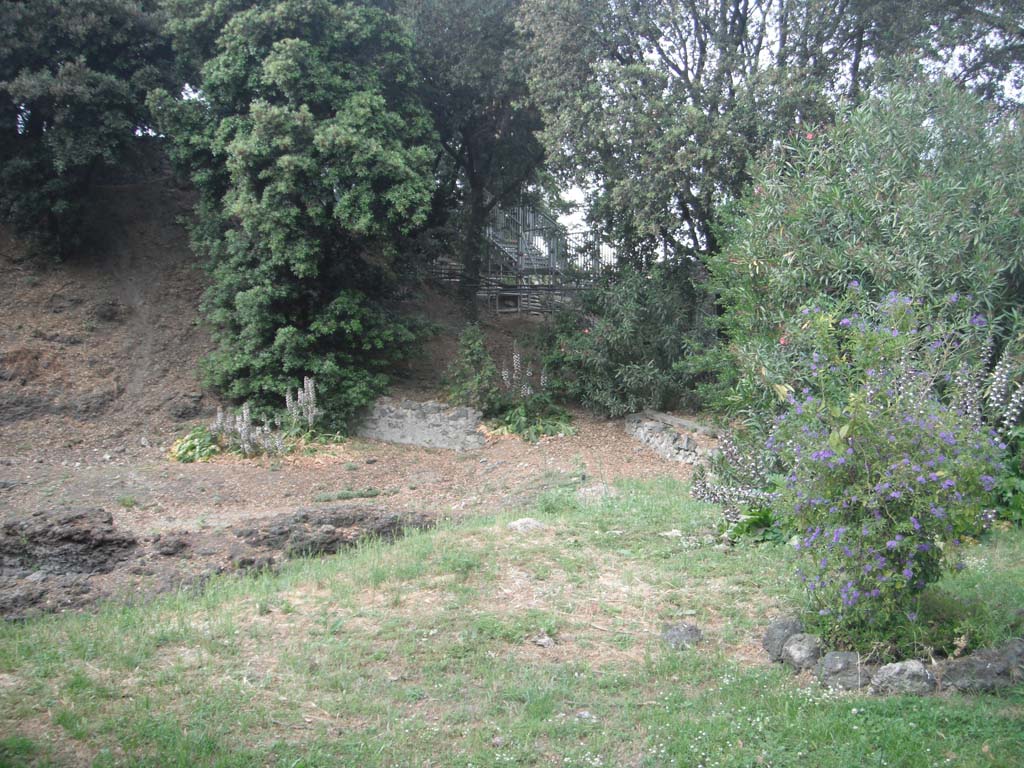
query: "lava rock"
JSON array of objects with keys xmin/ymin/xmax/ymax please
[
  {"xmin": 781, "ymin": 633, "xmax": 822, "ymax": 671},
  {"xmin": 1, "ymin": 508, "xmax": 137, "ymax": 575},
  {"xmin": 661, "ymin": 622, "xmax": 703, "ymax": 650},
  {"xmin": 818, "ymin": 651, "xmax": 871, "ymax": 690},
  {"xmin": 940, "ymin": 639, "xmax": 1024, "ymax": 693},
  {"xmin": 763, "ymin": 616, "xmax": 804, "ymax": 662},
  {"xmin": 871, "ymin": 660, "xmax": 936, "ymax": 695}
]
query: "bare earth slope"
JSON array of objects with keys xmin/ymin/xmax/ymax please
[{"xmin": 0, "ymin": 177, "xmax": 706, "ymax": 618}]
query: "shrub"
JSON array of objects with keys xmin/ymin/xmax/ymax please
[
  {"xmin": 445, "ymin": 324, "xmax": 502, "ymax": 414},
  {"xmin": 765, "ymin": 294, "xmax": 1019, "ymax": 657},
  {"xmin": 543, "ymin": 264, "xmax": 714, "ymax": 417},
  {"xmin": 710, "ymin": 76, "xmax": 1024, "ymax": 416}
]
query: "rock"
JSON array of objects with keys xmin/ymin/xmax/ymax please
[
  {"xmin": 871, "ymin": 660, "xmax": 936, "ymax": 695},
  {"xmin": 507, "ymin": 518, "xmax": 546, "ymax": 534},
  {"xmin": 355, "ymin": 397, "xmax": 484, "ymax": 451},
  {"xmin": 575, "ymin": 484, "xmax": 619, "ymax": 503},
  {"xmin": 575, "ymin": 710, "xmax": 598, "ymax": 722},
  {"xmin": 0, "ymin": 508, "xmax": 137, "ymax": 575},
  {"xmin": 167, "ymin": 393, "xmax": 203, "ymax": 420},
  {"xmin": 530, "ymin": 632, "xmax": 556, "ymax": 648},
  {"xmin": 661, "ymin": 622, "xmax": 703, "ymax": 650},
  {"xmin": 92, "ymin": 300, "xmax": 126, "ymax": 323},
  {"xmin": 781, "ymin": 633, "xmax": 822, "ymax": 672},
  {"xmin": 0, "ymin": 480, "xmax": 17, "ymax": 491},
  {"xmin": 763, "ymin": 616, "xmax": 804, "ymax": 662},
  {"xmin": 939, "ymin": 639, "xmax": 1024, "ymax": 693},
  {"xmin": 624, "ymin": 412, "xmax": 706, "ymax": 463},
  {"xmin": 818, "ymin": 651, "xmax": 871, "ymax": 690},
  {"xmin": 154, "ymin": 536, "xmax": 189, "ymax": 557},
  {"xmin": 237, "ymin": 504, "xmax": 430, "ymax": 558}
]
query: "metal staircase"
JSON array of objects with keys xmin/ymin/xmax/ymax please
[{"xmin": 428, "ymin": 199, "xmax": 613, "ymax": 314}]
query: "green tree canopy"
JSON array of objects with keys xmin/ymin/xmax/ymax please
[
  {"xmin": 518, "ymin": 0, "xmax": 1020, "ymax": 265},
  {"xmin": 401, "ymin": 0, "xmax": 546, "ymax": 298},
  {"xmin": 0, "ymin": 0, "xmax": 172, "ymax": 255},
  {"xmin": 152, "ymin": 0, "xmax": 437, "ymax": 424}
]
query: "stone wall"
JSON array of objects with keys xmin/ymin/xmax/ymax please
[
  {"xmin": 355, "ymin": 397, "xmax": 485, "ymax": 451},
  {"xmin": 624, "ymin": 411, "xmax": 714, "ymax": 464}
]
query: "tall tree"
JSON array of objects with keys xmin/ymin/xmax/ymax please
[
  {"xmin": 401, "ymin": 0, "xmax": 545, "ymax": 300},
  {"xmin": 152, "ymin": 0, "xmax": 436, "ymax": 423},
  {"xmin": 518, "ymin": 0, "xmax": 1013, "ymax": 265},
  {"xmin": 0, "ymin": 0, "xmax": 172, "ymax": 255}
]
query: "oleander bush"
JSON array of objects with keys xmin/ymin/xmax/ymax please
[{"xmin": 710, "ymin": 77, "xmax": 1024, "ymax": 418}]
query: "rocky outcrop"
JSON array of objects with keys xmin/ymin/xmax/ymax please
[{"xmin": 356, "ymin": 397, "xmax": 484, "ymax": 451}]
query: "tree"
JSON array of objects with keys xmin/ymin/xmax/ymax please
[
  {"xmin": 0, "ymin": 0, "xmax": 172, "ymax": 255},
  {"xmin": 151, "ymin": 0, "xmax": 436, "ymax": 425},
  {"xmin": 400, "ymin": 0, "xmax": 546, "ymax": 301},
  {"xmin": 517, "ymin": 0, "xmax": 1017, "ymax": 265}
]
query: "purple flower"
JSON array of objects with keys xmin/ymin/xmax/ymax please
[{"xmin": 970, "ymin": 314, "xmax": 987, "ymax": 327}]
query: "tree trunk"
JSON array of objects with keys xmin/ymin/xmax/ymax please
[{"xmin": 458, "ymin": 181, "xmax": 487, "ymax": 317}]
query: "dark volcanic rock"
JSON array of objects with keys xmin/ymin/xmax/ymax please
[
  {"xmin": 661, "ymin": 622, "xmax": 703, "ymax": 650},
  {"xmin": 818, "ymin": 651, "xmax": 872, "ymax": 690},
  {"xmin": 781, "ymin": 633, "xmax": 822, "ymax": 671},
  {"xmin": 1, "ymin": 508, "xmax": 138, "ymax": 575},
  {"xmin": 238, "ymin": 504, "xmax": 430, "ymax": 558},
  {"xmin": 940, "ymin": 639, "xmax": 1024, "ymax": 693},
  {"xmin": 763, "ymin": 616, "xmax": 804, "ymax": 663},
  {"xmin": 871, "ymin": 660, "xmax": 936, "ymax": 695}
]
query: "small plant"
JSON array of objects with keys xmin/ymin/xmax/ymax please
[
  {"xmin": 313, "ymin": 488, "xmax": 382, "ymax": 503},
  {"xmin": 169, "ymin": 426, "xmax": 222, "ymax": 463},
  {"xmin": 445, "ymin": 325, "xmax": 503, "ymax": 414},
  {"xmin": 491, "ymin": 394, "xmax": 575, "ymax": 443},
  {"xmin": 211, "ymin": 403, "xmax": 286, "ymax": 457},
  {"xmin": 117, "ymin": 496, "xmax": 138, "ymax": 509},
  {"xmin": 491, "ymin": 345, "xmax": 574, "ymax": 442},
  {"xmin": 171, "ymin": 378, "xmax": 326, "ymax": 462}
]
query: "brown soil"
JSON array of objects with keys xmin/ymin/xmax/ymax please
[{"xmin": 0, "ymin": 173, "xmax": 706, "ymax": 618}]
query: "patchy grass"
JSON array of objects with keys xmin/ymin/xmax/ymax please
[
  {"xmin": 1, "ymin": 480, "xmax": 1022, "ymax": 767},
  {"xmin": 312, "ymin": 487, "xmax": 384, "ymax": 503}
]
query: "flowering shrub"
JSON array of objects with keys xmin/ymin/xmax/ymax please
[{"xmin": 766, "ymin": 294, "xmax": 1019, "ymax": 655}]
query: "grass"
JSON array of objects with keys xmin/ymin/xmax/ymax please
[{"xmin": 1, "ymin": 479, "xmax": 1022, "ymax": 767}]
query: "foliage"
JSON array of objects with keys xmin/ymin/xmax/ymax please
[
  {"xmin": 544, "ymin": 264, "xmax": 713, "ymax": 417},
  {"xmin": 0, "ymin": 0, "xmax": 172, "ymax": 255},
  {"xmin": 765, "ymin": 294, "xmax": 1016, "ymax": 657},
  {"xmin": 400, "ymin": 0, "xmax": 545, "ymax": 297},
  {"xmin": 521, "ymin": 1, "xmax": 1022, "ymax": 265},
  {"xmin": 445, "ymin": 324, "xmax": 503, "ymax": 415},
  {"xmin": 710, "ymin": 77, "xmax": 1024, "ymax": 415},
  {"xmin": 491, "ymin": 393, "xmax": 574, "ymax": 443},
  {"xmin": 996, "ymin": 425, "xmax": 1024, "ymax": 526},
  {"xmin": 151, "ymin": 0, "xmax": 436, "ymax": 427},
  {"xmin": 169, "ymin": 425, "xmax": 222, "ymax": 463}
]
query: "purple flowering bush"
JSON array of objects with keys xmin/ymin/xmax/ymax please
[{"xmin": 767, "ymin": 293, "xmax": 1018, "ymax": 655}]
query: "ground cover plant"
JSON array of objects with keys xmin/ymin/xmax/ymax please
[
  {"xmin": 446, "ymin": 326, "xmax": 574, "ymax": 442},
  {"xmin": 1, "ymin": 480, "xmax": 1022, "ymax": 766}
]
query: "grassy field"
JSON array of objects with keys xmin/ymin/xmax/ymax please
[{"xmin": 1, "ymin": 479, "xmax": 1022, "ymax": 767}]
